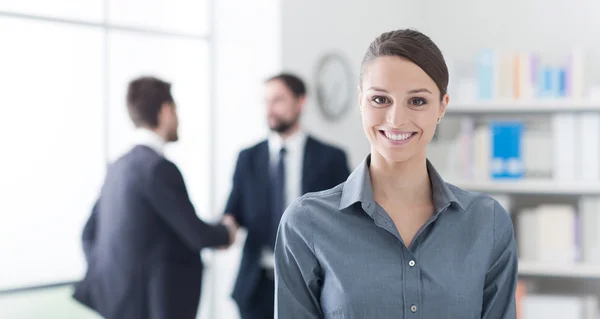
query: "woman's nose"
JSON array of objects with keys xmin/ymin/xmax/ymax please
[{"xmin": 386, "ymin": 104, "xmax": 406, "ymax": 127}]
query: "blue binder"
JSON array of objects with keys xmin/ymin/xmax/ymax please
[{"xmin": 489, "ymin": 121, "xmax": 524, "ymax": 179}]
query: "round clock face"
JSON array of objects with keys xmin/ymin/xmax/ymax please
[{"xmin": 314, "ymin": 53, "xmax": 353, "ymax": 121}]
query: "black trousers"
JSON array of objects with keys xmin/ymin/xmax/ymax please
[{"xmin": 238, "ymin": 269, "xmax": 275, "ymax": 319}]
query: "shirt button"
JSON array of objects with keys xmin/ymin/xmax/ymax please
[
  {"xmin": 409, "ymin": 260, "xmax": 416, "ymax": 267},
  {"xmin": 410, "ymin": 305, "xmax": 417, "ymax": 313}
]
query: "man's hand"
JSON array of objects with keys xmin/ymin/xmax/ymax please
[{"xmin": 218, "ymin": 214, "xmax": 238, "ymax": 249}]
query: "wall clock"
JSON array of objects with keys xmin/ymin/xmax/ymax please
[{"xmin": 313, "ymin": 52, "xmax": 354, "ymax": 122}]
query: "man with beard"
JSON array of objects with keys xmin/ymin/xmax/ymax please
[
  {"xmin": 73, "ymin": 76, "xmax": 237, "ymax": 319},
  {"xmin": 223, "ymin": 73, "xmax": 350, "ymax": 319}
]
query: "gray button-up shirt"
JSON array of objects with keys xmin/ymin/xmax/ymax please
[{"xmin": 274, "ymin": 155, "xmax": 518, "ymax": 319}]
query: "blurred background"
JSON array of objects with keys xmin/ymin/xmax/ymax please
[{"xmin": 1, "ymin": 0, "xmax": 600, "ymax": 318}]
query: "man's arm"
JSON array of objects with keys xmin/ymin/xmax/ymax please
[
  {"xmin": 223, "ymin": 151, "xmax": 247, "ymax": 227},
  {"xmin": 146, "ymin": 159, "xmax": 232, "ymax": 251},
  {"xmin": 81, "ymin": 200, "xmax": 99, "ymax": 263},
  {"xmin": 481, "ymin": 200, "xmax": 518, "ymax": 319}
]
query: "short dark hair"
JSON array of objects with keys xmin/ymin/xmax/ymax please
[
  {"xmin": 126, "ymin": 76, "xmax": 174, "ymax": 128},
  {"xmin": 266, "ymin": 73, "xmax": 307, "ymax": 98},
  {"xmin": 360, "ymin": 29, "xmax": 448, "ymax": 100}
]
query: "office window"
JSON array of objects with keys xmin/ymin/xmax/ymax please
[
  {"xmin": 0, "ymin": 17, "xmax": 105, "ymax": 290},
  {"xmin": 0, "ymin": 0, "xmax": 103, "ymax": 22},
  {"xmin": 107, "ymin": 0, "xmax": 209, "ymax": 35},
  {"xmin": 0, "ymin": 0, "xmax": 213, "ymax": 294},
  {"xmin": 107, "ymin": 31, "xmax": 212, "ymax": 218}
]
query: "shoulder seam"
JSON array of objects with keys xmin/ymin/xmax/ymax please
[{"xmin": 301, "ymin": 187, "xmax": 343, "ymax": 201}]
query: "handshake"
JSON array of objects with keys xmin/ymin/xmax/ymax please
[{"xmin": 218, "ymin": 214, "xmax": 239, "ymax": 249}]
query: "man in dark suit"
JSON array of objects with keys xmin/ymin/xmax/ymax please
[
  {"xmin": 73, "ymin": 76, "xmax": 237, "ymax": 319},
  {"xmin": 224, "ymin": 73, "xmax": 351, "ymax": 319}
]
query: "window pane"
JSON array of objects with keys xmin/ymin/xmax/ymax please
[
  {"xmin": 107, "ymin": 31, "xmax": 211, "ymax": 219},
  {"xmin": 0, "ymin": 18, "xmax": 105, "ymax": 289},
  {"xmin": 107, "ymin": 0, "xmax": 209, "ymax": 35},
  {"xmin": 0, "ymin": 0, "xmax": 103, "ymax": 23}
]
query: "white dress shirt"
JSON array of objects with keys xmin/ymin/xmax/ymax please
[
  {"xmin": 133, "ymin": 128, "xmax": 165, "ymax": 156},
  {"xmin": 267, "ymin": 130, "xmax": 306, "ymax": 207},
  {"xmin": 261, "ymin": 130, "xmax": 307, "ymax": 268}
]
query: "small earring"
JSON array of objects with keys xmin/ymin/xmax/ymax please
[{"xmin": 437, "ymin": 118, "xmax": 442, "ymax": 124}]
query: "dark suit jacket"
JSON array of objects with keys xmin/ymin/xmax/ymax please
[
  {"xmin": 225, "ymin": 135, "xmax": 350, "ymax": 310},
  {"xmin": 73, "ymin": 145, "xmax": 230, "ymax": 319}
]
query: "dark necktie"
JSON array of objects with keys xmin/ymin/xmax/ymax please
[{"xmin": 270, "ymin": 147, "xmax": 286, "ymax": 247}]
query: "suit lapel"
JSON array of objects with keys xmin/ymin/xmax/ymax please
[
  {"xmin": 255, "ymin": 141, "xmax": 271, "ymax": 214},
  {"xmin": 302, "ymin": 136, "xmax": 317, "ymax": 194}
]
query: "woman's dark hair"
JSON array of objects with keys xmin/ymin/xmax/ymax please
[
  {"xmin": 360, "ymin": 29, "xmax": 448, "ymax": 100},
  {"xmin": 126, "ymin": 76, "xmax": 174, "ymax": 128}
]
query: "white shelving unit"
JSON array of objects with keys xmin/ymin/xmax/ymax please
[
  {"xmin": 445, "ymin": 100, "xmax": 600, "ymax": 280},
  {"xmin": 519, "ymin": 261, "xmax": 600, "ymax": 279},
  {"xmin": 451, "ymin": 180, "xmax": 600, "ymax": 195},
  {"xmin": 448, "ymin": 99, "xmax": 600, "ymax": 115}
]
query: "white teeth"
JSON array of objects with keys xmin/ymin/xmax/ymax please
[{"xmin": 384, "ymin": 132, "xmax": 413, "ymax": 141}]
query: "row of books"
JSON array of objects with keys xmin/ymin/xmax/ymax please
[
  {"xmin": 516, "ymin": 199, "xmax": 600, "ymax": 264},
  {"xmin": 517, "ymin": 281, "xmax": 598, "ymax": 319},
  {"xmin": 454, "ymin": 114, "xmax": 600, "ymax": 181},
  {"xmin": 474, "ymin": 47, "xmax": 585, "ymax": 101}
]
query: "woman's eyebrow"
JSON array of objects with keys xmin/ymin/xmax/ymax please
[{"xmin": 408, "ymin": 88, "xmax": 432, "ymax": 94}]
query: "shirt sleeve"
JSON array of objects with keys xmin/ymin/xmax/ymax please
[
  {"xmin": 81, "ymin": 199, "xmax": 99, "ymax": 264},
  {"xmin": 223, "ymin": 151, "xmax": 247, "ymax": 227},
  {"xmin": 481, "ymin": 199, "xmax": 519, "ymax": 319},
  {"xmin": 146, "ymin": 159, "xmax": 230, "ymax": 251},
  {"xmin": 274, "ymin": 199, "xmax": 324, "ymax": 319}
]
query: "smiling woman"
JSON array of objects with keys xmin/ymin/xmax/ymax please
[
  {"xmin": 358, "ymin": 30, "xmax": 448, "ymax": 166},
  {"xmin": 274, "ymin": 29, "xmax": 518, "ymax": 319}
]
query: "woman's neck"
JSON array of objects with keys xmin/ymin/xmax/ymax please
[{"xmin": 369, "ymin": 151, "xmax": 432, "ymax": 206}]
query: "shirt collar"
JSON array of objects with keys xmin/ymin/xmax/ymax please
[
  {"xmin": 134, "ymin": 128, "xmax": 166, "ymax": 155},
  {"xmin": 339, "ymin": 154, "xmax": 465, "ymax": 214},
  {"xmin": 268, "ymin": 130, "xmax": 307, "ymax": 156}
]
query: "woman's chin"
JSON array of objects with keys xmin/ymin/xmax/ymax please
[{"xmin": 373, "ymin": 148, "xmax": 419, "ymax": 164}]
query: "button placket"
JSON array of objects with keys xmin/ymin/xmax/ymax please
[{"xmin": 404, "ymin": 249, "xmax": 420, "ymax": 317}]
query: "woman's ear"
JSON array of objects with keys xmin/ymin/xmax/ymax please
[{"xmin": 439, "ymin": 93, "xmax": 449, "ymax": 119}]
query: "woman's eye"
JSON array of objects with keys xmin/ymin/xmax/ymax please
[
  {"xmin": 372, "ymin": 96, "xmax": 389, "ymax": 105},
  {"xmin": 410, "ymin": 97, "xmax": 427, "ymax": 107}
]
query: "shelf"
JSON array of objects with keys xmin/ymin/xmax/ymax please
[
  {"xmin": 451, "ymin": 179, "xmax": 600, "ymax": 195},
  {"xmin": 519, "ymin": 261, "xmax": 600, "ymax": 279},
  {"xmin": 447, "ymin": 99, "xmax": 600, "ymax": 115}
]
